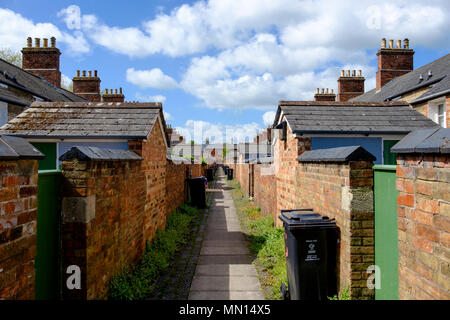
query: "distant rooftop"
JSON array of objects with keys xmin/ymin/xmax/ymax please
[
  {"xmin": 274, "ymin": 101, "xmax": 438, "ymax": 134},
  {"xmin": 0, "ymin": 101, "xmax": 163, "ymax": 139}
]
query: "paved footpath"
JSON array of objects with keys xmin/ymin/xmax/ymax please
[{"xmin": 189, "ymin": 169, "xmax": 264, "ymax": 300}]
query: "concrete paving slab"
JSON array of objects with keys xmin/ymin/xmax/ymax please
[
  {"xmin": 190, "ymin": 276, "xmax": 262, "ymax": 291},
  {"xmin": 189, "ymin": 291, "xmax": 265, "ymax": 300},
  {"xmin": 200, "ymin": 246, "xmax": 249, "ymax": 256},
  {"xmin": 195, "ymin": 264, "xmax": 258, "ymax": 276},
  {"xmin": 189, "ymin": 171, "xmax": 264, "ymax": 300}
]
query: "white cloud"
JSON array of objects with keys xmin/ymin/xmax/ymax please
[
  {"xmin": 135, "ymin": 93, "xmax": 167, "ymax": 103},
  {"xmin": 176, "ymin": 120, "xmax": 262, "ymax": 144},
  {"xmin": 61, "ymin": 74, "xmax": 73, "ymax": 90},
  {"xmin": 163, "ymin": 111, "xmax": 173, "ymax": 121},
  {"xmin": 0, "ymin": 8, "xmax": 89, "ymax": 54},
  {"xmin": 126, "ymin": 68, "xmax": 178, "ymax": 89},
  {"xmin": 262, "ymin": 111, "xmax": 276, "ymax": 127}
]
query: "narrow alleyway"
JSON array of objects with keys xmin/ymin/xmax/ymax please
[{"xmin": 189, "ymin": 169, "xmax": 264, "ymax": 300}]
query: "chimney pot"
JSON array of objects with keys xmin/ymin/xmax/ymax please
[
  {"xmin": 88, "ymin": 70, "xmax": 92, "ymax": 77},
  {"xmin": 321, "ymin": 88, "xmax": 324, "ymax": 94},
  {"xmin": 352, "ymin": 70, "xmax": 356, "ymax": 77},
  {"xmin": 404, "ymin": 38, "xmax": 409, "ymax": 49},
  {"xmin": 389, "ymin": 39, "xmax": 394, "ymax": 49},
  {"xmin": 94, "ymin": 70, "xmax": 98, "ymax": 77},
  {"xmin": 381, "ymin": 38, "xmax": 386, "ymax": 48},
  {"xmin": 340, "ymin": 70, "xmax": 345, "ymax": 77},
  {"xmin": 76, "ymin": 70, "xmax": 80, "ymax": 77},
  {"xmin": 34, "ymin": 38, "xmax": 40, "ymax": 47},
  {"xmin": 326, "ymin": 88, "xmax": 329, "ymax": 94},
  {"xmin": 105, "ymin": 89, "xmax": 109, "ymax": 94},
  {"xmin": 331, "ymin": 89, "xmax": 334, "ymax": 94},
  {"xmin": 115, "ymin": 89, "xmax": 118, "ymax": 94},
  {"xmin": 346, "ymin": 70, "xmax": 351, "ymax": 77},
  {"xmin": 50, "ymin": 37, "xmax": 56, "ymax": 47},
  {"xmin": 396, "ymin": 40, "xmax": 401, "ymax": 49},
  {"xmin": 26, "ymin": 37, "xmax": 32, "ymax": 47},
  {"xmin": 316, "ymin": 88, "xmax": 319, "ymax": 94},
  {"xmin": 119, "ymin": 87, "xmax": 122, "ymax": 94},
  {"xmin": 43, "ymin": 38, "xmax": 48, "ymax": 48},
  {"xmin": 82, "ymin": 70, "xmax": 86, "ymax": 77},
  {"xmin": 358, "ymin": 70, "xmax": 362, "ymax": 77}
]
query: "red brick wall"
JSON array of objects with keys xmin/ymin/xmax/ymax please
[
  {"xmin": 273, "ymin": 124, "xmax": 311, "ymax": 225},
  {"xmin": 293, "ymin": 160, "xmax": 375, "ymax": 299},
  {"xmin": 129, "ymin": 120, "xmax": 168, "ymax": 240},
  {"xmin": 61, "ymin": 159, "xmax": 146, "ymax": 299},
  {"xmin": 0, "ymin": 159, "xmax": 39, "ymax": 299},
  {"xmin": 253, "ymin": 163, "xmax": 277, "ymax": 223},
  {"xmin": 396, "ymin": 153, "xmax": 450, "ymax": 300},
  {"xmin": 166, "ymin": 160, "xmax": 188, "ymax": 215},
  {"xmin": 61, "ymin": 120, "xmax": 169, "ymax": 299}
]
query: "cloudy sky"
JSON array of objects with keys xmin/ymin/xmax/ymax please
[{"xmin": 0, "ymin": 0, "xmax": 449, "ymax": 142}]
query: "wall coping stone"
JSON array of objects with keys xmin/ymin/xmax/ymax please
[
  {"xmin": 59, "ymin": 146, "xmax": 142, "ymax": 161},
  {"xmin": 297, "ymin": 145, "xmax": 376, "ymax": 162}
]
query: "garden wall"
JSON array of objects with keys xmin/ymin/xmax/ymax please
[
  {"xmin": 396, "ymin": 153, "xmax": 450, "ymax": 299},
  {"xmin": 0, "ymin": 159, "xmax": 39, "ymax": 299},
  {"xmin": 294, "ymin": 159, "xmax": 375, "ymax": 300}
]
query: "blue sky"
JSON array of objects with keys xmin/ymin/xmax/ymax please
[{"xmin": 0, "ymin": 0, "xmax": 449, "ymax": 143}]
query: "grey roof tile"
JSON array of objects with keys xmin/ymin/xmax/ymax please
[
  {"xmin": 297, "ymin": 145, "xmax": 376, "ymax": 162},
  {"xmin": 351, "ymin": 54, "xmax": 450, "ymax": 103},
  {"xmin": 391, "ymin": 128, "xmax": 450, "ymax": 154},
  {"xmin": 59, "ymin": 146, "xmax": 142, "ymax": 161},
  {"xmin": 275, "ymin": 101, "xmax": 438, "ymax": 134},
  {"xmin": 0, "ymin": 101, "xmax": 162, "ymax": 138},
  {"xmin": 0, "ymin": 58, "xmax": 87, "ymax": 103},
  {"xmin": 0, "ymin": 135, "xmax": 44, "ymax": 159}
]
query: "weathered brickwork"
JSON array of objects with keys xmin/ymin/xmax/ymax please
[
  {"xmin": 61, "ymin": 120, "xmax": 171, "ymax": 299},
  {"xmin": 273, "ymin": 124, "xmax": 311, "ymax": 226},
  {"xmin": 293, "ymin": 161, "xmax": 375, "ymax": 300},
  {"xmin": 129, "ymin": 120, "xmax": 168, "ymax": 240},
  {"xmin": 0, "ymin": 159, "xmax": 39, "ymax": 299},
  {"xmin": 21, "ymin": 46, "xmax": 61, "ymax": 88},
  {"xmin": 396, "ymin": 153, "xmax": 450, "ymax": 300},
  {"xmin": 61, "ymin": 159, "xmax": 146, "ymax": 299},
  {"xmin": 166, "ymin": 160, "xmax": 188, "ymax": 215},
  {"xmin": 253, "ymin": 164, "xmax": 277, "ymax": 222}
]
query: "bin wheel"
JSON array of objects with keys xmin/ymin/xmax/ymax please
[{"xmin": 280, "ymin": 282, "xmax": 290, "ymax": 300}]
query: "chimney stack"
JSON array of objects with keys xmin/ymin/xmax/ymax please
[
  {"xmin": 314, "ymin": 88, "xmax": 336, "ymax": 102},
  {"xmin": 376, "ymin": 38, "xmax": 414, "ymax": 90},
  {"xmin": 102, "ymin": 87, "xmax": 125, "ymax": 102},
  {"xmin": 22, "ymin": 37, "xmax": 61, "ymax": 88},
  {"xmin": 337, "ymin": 69, "xmax": 365, "ymax": 102},
  {"xmin": 72, "ymin": 69, "xmax": 101, "ymax": 102}
]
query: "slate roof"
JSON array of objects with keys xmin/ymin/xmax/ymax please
[
  {"xmin": 297, "ymin": 145, "xmax": 376, "ymax": 162},
  {"xmin": 59, "ymin": 146, "xmax": 142, "ymax": 161},
  {"xmin": 0, "ymin": 101, "xmax": 163, "ymax": 139},
  {"xmin": 351, "ymin": 54, "xmax": 450, "ymax": 103},
  {"xmin": 0, "ymin": 135, "xmax": 44, "ymax": 160},
  {"xmin": 391, "ymin": 128, "xmax": 450, "ymax": 154},
  {"xmin": 0, "ymin": 58, "xmax": 86, "ymax": 104},
  {"xmin": 274, "ymin": 101, "xmax": 438, "ymax": 134}
]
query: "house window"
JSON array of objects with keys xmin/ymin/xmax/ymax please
[
  {"xmin": 428, "ymin": 99, "xmax": 447, "ymax": 128},
  {"xmin": 438, "ymin": 103, "xmax": 446, "ymax": 127},
  {"xmin": 0, "ymin": 101, "xmax": 8, "ymax": 126}
]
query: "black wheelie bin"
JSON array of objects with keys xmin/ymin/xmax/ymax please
[{"xmin": 279, "ymin": 209, "xmax": 338, "ymax": 300}]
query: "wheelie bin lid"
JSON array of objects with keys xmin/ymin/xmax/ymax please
[{"xmin": 279, "ymin": 209, "xmax": 336, "ymax": 229}]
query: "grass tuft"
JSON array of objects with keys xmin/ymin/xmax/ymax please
[{"xmin": 108, "ymin": 203, "xmax": 200, "ymax": 300}]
